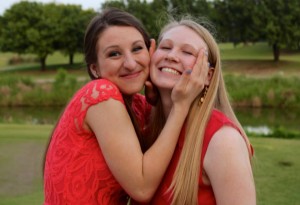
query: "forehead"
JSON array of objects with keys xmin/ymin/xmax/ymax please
[
  {"xmin": 161, "ymin": 25, "xmax": 207, "ymax": 49},
  {"xmin": 98, "ymin": 26, "xmax": 144, "ymax": 49}
]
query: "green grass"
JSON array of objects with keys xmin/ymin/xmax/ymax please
[
  {"xmin": 220, "ymin": 42, "xmax": 300, "ymax": 62},
  {"xmin": 0, "ymin": 124, "xmax": 299, "ymax": 205},
  {"xmin": 251, "ymin": 137, "xmax": 300, "ymax": 205},
  {"xmin": 220, "ymin": 42, "xmax": 274, "ymax": 60},
  {"xmin": 1, "ymin": 42, "xmax": 300, "ymax": 75},
  {"xmin": 0, "ymin": 52, "xmax": 85, "ymax": 72},
  {"xmin": 0, "ymin": 124, "xmax": 53, "ymax": 205}
]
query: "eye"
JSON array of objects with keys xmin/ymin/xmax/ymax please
[
  {"xmin": 183, "ymin": 51, "xmax": 194, "ymax": 55},
  {"xmin": 132, "ymin": 46, "xmax": 143, "ymax": 52},
  {"xmin": 182, "ymin": 48, "xmax": 196, "ymax": 56},
  {"xmin": 160, "ymin": 45, "xmax": 171, "ymax": 50},
  {"xmin": 108, "ymin": 51, "xmax": 121, "ymax": 57}
]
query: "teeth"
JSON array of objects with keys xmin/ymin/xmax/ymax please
[{"xmin": 161, "ymin": 68, "xmax": 180, "ymax": 75}]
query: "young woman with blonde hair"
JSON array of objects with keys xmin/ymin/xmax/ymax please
[{"xmin": 139, "ymin": 17, "xmax": 256, "ymax": 205}]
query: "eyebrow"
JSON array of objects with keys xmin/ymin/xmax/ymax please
[
  {"xmin": 160, "ymin": 39, "xmax": 199, "ymax": 52},
  {"xmin": 182, "ymin": 44, "xmax": 198, "ymax": 53}
]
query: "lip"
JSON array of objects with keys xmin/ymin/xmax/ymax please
[{"xmin": 120, "ymin": 70, "xmax": 142, "ymax": 79}]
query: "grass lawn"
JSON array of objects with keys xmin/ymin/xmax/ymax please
[
  {"xmin": 0, "ymin": 124, "xmax": 53, "ymax": 205},
  {"xmin": 0, "ymin": 124, "xmax": 299, "ymax": 205},
  {"xmin": 251, "ymin": 137, "xmax": 300, "ymax": 205},
  {"xmin": 1, "ymin": 42, "xmax": 300, "ymax": 80},
  {"xmin": 219, "ymin": 42, "xmax": 300, "ymax": 78}
]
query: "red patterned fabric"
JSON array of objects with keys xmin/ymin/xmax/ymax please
[
  {"xmin": 44, "ymin": 79, "xmax": 149, "ymax": 205},
  {"xmin": 147, "ymin": 109, "xmax": 252, "ymax": 205}
]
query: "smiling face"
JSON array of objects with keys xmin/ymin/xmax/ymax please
[
  {"xmin": 150, "ymin": 25, "xmax": 208, "ymax": 91},
  {"xmin": 91, "ymin": 26, "xmax": 150, "ymax": 95}
]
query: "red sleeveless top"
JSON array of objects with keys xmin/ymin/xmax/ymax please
[
  {"xmin": 148, "ymin": 109, "xmax": 252, "ymax": 205},
  {"xmin": 44, "ymin": 79, "xmax": 150, "ymax": 205}
]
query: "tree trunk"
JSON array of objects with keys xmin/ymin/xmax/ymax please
[
  {"xmin": 69, "ymin": 53, "xmax": 74, "ymax": 65},
  {"xmin": 40, "ymin": 57, "xmax": 46, "ymax": 71},
  {"xmin": 272, "ymin": 43, "xmax": 280, "ymax": 62}
]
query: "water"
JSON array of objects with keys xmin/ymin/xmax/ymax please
[
  {"xmin": 0, "ymin": 106, "xmax": 63, "ymax": 125},
  {"xmin": 0, "ymin": 106, "xmax": 299, "ymax": 133}
]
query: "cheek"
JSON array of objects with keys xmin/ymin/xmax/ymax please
[
  {"xmin": 150, "ymin": 51, "xmax": 162, "ymax": 67},
  {"xmin": 182, "ymin": 56, "xmax": 197, "ymax": 70},
  {"xmin": 98, "ymin": 61, "xmax": 116, "ymax": 78},
  {"xmin": 143, "ymin": 53, "xmax": 151, "ymax": 67}
]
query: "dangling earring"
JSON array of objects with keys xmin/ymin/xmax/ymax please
[
  {"xmin": 198, "ymin": 86, "xmax": 208, "ymax": 106},
  {"xmin": 93, "ymin": 71, "xmax": 100, "ymax": 79}
]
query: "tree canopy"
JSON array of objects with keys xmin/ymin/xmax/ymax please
[
  {"xmin": 0, "ymin": 2, "xmax": 95, "ymax": 70},
  {"xmin": 0, "ymin": 0, "xmax": 299, "ymax": 70}
]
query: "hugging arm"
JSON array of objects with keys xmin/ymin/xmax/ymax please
[{"xmin": 86, "ymin": 49, "xmax": 209, "ymax": 202}]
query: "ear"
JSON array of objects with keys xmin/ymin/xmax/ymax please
[
  {"xmin": 205, "ymin": 68, "xmax": 214, "ymax": 86},
  {"xmin": 149, "ymin": 39, "xmax": 156, "ymax": 57},
  {"xmin": 89, "ymin": 64, "xmax": 100, "ymax": 78}
]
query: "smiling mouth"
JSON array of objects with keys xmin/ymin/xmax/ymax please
[
  {"xmin": 120, "ymin": 71, "xmax": 141, "ymax": 79},
  {"xmin": 161, "ymin": 67, "xmax": 181, "ymax": 75}
]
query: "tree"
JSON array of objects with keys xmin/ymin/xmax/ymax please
[
  {"xmin": 255, "ymin": 0, "xmax": 300, "ymax": 61},
  {"xmin": 101, "ymin": 0, "xmax": 166, "ymax": 39},
  {"xmin": 127, "ymin": 0, "xmax": 162, "ymax": 39},
  {"xmin": 102, "ymin": 0, "xmax": 127, "ymax": 10},
  {"xmin": 0, "ymin": 16, "xmax": 3, "ymax": 51},
  {"xmin": 0, "ymin": 2, "xmax": 61, "ymax": 70},
  {"xmin": 56, "ymin": 5, "xmax": 95, "ymax": 65},
  {"xmin": 0, "ymin": 2, "xmax": 96, "ymax": 70},
  {"xmin": 212, "ymin": 0, "xmax": 260, "ymax": 44}
]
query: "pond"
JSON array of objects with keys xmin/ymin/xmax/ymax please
[{"xmin": 0, "ymin": 106, "xmax": 299, "ymax": 133}]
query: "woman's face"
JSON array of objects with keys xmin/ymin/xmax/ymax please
[
  {"xmin": 92, "ymin": 26, "xmax": 150, "ymax": 95},
  {"xmin": 150, "ymin": 25, "xmax": 208, "ymax": 90}
]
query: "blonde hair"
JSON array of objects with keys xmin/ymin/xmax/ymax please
[{"xmin": 152, "ymin": 17, "xmax": 253, "ymax": 205}]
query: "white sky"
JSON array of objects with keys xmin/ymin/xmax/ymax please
[{"xmin": 0, "ymin": 0, "xmax": 106, "ymax": 15}]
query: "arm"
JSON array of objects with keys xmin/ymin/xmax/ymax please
[
  {"xmin": 86, "ymin": 97, "xmax": 188, "ymax": 202},
  {"xmin": 86, "ymin": 49, "xmax": 208, "ymax": 202},
  {"xmin": 204, "ymin": 126, "xmax": 256, "ymax": 205}
]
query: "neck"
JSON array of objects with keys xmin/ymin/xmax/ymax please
[{"xmin": 122, "ymin": 94, "xmax": 133, "ymax": 105}]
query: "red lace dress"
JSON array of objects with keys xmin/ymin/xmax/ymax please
[{"xmin": 44, "ymin": 79, "xmax": 150, "ymax": 205}]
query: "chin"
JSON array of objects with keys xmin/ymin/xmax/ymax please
[
  {"xmin": 121, "ymin": 85, "xmax": 144, "ymax": 96},
  {"xmin": 154, "ymin": 81, "xmax": 176, "ymax": 90}
]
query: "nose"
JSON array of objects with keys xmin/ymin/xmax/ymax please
[
  {"xmin": 165, "ymin": 50, "xmax": 179, "ymax": 62},
  {"xmin": 123, "ymin": 53, "xmax": 137, "ymax": 70}
]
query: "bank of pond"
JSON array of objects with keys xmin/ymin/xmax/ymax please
[
  {"xmin": 1, "ymin": 69, "xmax": 300, "ymax": 108},
  {"xmin": 0, "ymin": 105, "xmax": 299, "ymax": 140},
  {"xmin": 0, "ymin": 69, "xmax": 299, "ymax": 139}
]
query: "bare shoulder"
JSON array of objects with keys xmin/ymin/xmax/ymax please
[
  {"xmin": 204, "ymin": 125, "xmax": 251, "ymax": 173},
  {"xmin": 208, "ymin": 125, "xmax": 248, "ymax": 153},
  {"xmin": 203, "ymin": 126, "xmax": 256, "ymax": 205}
]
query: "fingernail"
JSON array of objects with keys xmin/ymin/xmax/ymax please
[
  {"xmin": 204, "ymin": 50, "xmax": 208, "ymax": 56},
  {"xmin": 185, "ymin": 69, "xmax": 192, "ymax": 74}
]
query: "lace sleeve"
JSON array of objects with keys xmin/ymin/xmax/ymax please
[{"xmin": 65, "ymin": 79, "xmax": 124, "ymax": 134}]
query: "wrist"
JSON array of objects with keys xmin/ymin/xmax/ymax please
[{"xmin": 171, "ymin": 103, "xmax": 189, "ymax": 117}]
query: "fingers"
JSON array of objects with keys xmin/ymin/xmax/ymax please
[
  {"xmin": 149, "ymin": 39, "xmax": 156, "ymax": 57},
  {"xmin": 171, "ymin": 48, "xmax": 211, "ymax": 107},
  {"xmin": 145, "ymin": 80, "xmax": 159, "ymax": 106},
  {"xmin": 175, "ymin": 48, "xmax": 208, "ymax": 92},
  {"xmin": 192, "ymin": 48, "xmax": 209, "ymax": 78},
  {"xmin": 177, "ymin": 69, "xmax": 192, "ymax": 87}
]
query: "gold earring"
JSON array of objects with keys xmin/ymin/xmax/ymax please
[
  {"xmin": 199, "ymin": 86, "xmax": 208, "ymax": 106},
  {"xmin": 94, "ymin": 72, "xmax": 99, "ymax": 78}
]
